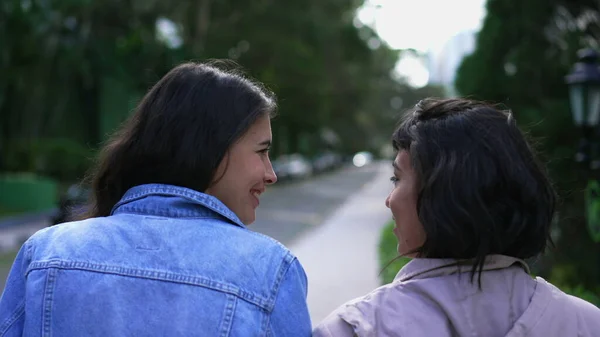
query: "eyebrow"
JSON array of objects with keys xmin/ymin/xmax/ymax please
[
  {"xmin": 392, "ymin": 161, "xmax": 400, "ymax": 171},
  {"xmin": 258, "ymin": 140, "xmax": 272, "ymax": 147}
]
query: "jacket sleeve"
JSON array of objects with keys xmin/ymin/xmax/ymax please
[
  {"xmin": 269, "ymin": 257, "xmax": 312, "ymax": 337},
  {"xmin": 312, "ymin": 311, "xmax": 357, "ymax": 337},
  {"xmin": 0, "ymin": 243, "xmax": 31, "ymax": 337}
]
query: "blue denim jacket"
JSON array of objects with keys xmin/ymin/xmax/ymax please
[{"xmin": 0, "ymin": 184, "xmax": 312, "ymax": 336}]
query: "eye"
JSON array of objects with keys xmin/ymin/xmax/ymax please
[
  {"xmin": 258, "ymin": 147, "xmax": 270, "ymax": 155},
  {"xmin": 390, "ymin": 176, "xmax": 399, "ymax": 185}
]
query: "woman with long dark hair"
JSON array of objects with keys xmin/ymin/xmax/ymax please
[{"xmin": 0, "ymin": 62, "xmax": 311, "ymax": 336}]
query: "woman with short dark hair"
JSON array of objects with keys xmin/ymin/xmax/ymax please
[
  {"xmin": 0, "ymin": 62, "xmax": 312, "ymax": 336},
  {"xmin": 314, "ymin": 98, "xmax": 600, "ymax": 337}
]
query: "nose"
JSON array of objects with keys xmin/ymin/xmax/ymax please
[
  {"xmin": 265, "ymin": 161, "xmax": 277, "ymax": 185},
  {"xmin": 385, "ymin": 194, "xmax": 391, "ymax": 208}
]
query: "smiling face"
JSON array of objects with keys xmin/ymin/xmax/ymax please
[
  {"xmin": 385, "ymin": 150, "xmax": 426, "ymax": 256},
  {"xmin": 205, "ymin": 114, "xmax": 277, "ymax": 225}
]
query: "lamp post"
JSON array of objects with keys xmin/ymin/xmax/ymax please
[{"xmin": 566, "ymin": 48, "xmax": 600, "ymax": 243}]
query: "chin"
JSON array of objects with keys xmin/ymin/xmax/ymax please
[{"xmin": 241, "ymin": 213, "xmax": 256, "ymax": 226}]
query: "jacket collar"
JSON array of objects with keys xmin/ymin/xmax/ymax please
[
  {"xmin": 110, "ymin": 183, "xmax": 245, "ymax": 228},
  {"xmin": 394, "ymin": 255, "xmax": 530, "ymax": 282}
]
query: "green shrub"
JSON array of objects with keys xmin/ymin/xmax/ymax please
[
  {"xmin": 0, "ymin": 173, "xmax": 58, "ymax": 212},
  {"xmin": 560, "ymin": 285, "xmax": 600, "ymax": 307},
  {"xmin": 549, "ymin": 264, "xmax": 600, "ymax": 307},
  {"xmin": 4, "ymin": 138, "xmax": 94, "ymax": 183}
]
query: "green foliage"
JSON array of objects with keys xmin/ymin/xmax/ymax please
[
  {"xmin": 562, "ymin": 285, "xmax": 600, "ymax": 307},
  {"xmin": 4, "ymin": 139, "xmax": 94, "ymax": 182},
  {"xmin": 549, "ymin": 264, "xmax": 600, "ymax": 307},
  {"xmin": 585, "ymin": 181, "xmax": 600, "ymax": 243},
  {"xmin": 0, "ymin": 0, "xmax": 445, "ymax": 181},
  {"xmin": 0, "ymin": 206, "xmax": 19, "ymax": 218},
  {"xmin": 455, "ymin": 0, "xmax": 600, "ymax": 297},
  {"xmin": 378, "ymin": 221, "xmax": 411, "ymax": 284},
  {"xmin": 0, "ymin": 173, "xmax": 58, "ymax": 212},
  {"xmin": 32, "ymin": 139, "xmax": 94, "ymax": 182}
]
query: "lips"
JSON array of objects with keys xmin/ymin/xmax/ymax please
[{"xmin": 250, "ymin": 189, "xmax": 263, "ymax": 208}]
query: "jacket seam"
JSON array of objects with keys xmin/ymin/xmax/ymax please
[
  {"xmin": 265, "ymin": 253, "xmax": 296, "ymax": 332},
  {"xmin": 219, "ymin": 294, "xmax": 237, "ymax": 337},
  {"xmin": 0, "ymin": 300, "xmax": 25, "ymax": 336},
  {"xmin": 268, "ymin": 252, "xmax": 296, "ymax": 311},
  {"xmin": 26, "ymin": 260, "xmax": 270, "ymax": 310},
  {"xmin": 0, "ymin": 243, "xmax": 32, "ymax": 336},
  {"xmin": 112, "ymin": 208, "xmax": 218, "ymax": 219},
  {"xmin": 42, "ymin": 268, "xmax": 58, "ymax": 337}
]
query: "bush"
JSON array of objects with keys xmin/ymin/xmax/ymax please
[
  {"xmin": 378, "ymin": 221, "xmax": 410, "ymax": 284},
  {"xmin": 549, "ymin": 264, "xmax": 600, "ymax": 307},
  {"xmin": 0, "ymin": 173, "xmax": 58, "ymax": 212},
  {"xmin": 4, "ymin": 138, "xmax": 94, "ymax": 183},
  {"xmin": 561, "ymin": 285, "xmax": 600, "ymax": 307}
]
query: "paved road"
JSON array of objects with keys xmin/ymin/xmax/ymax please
[
  {"xmin": 289, "ymin": 162, "xmax": 392, "ymax": 324},
  {"xmin": 252, "ymin": 163, "xmax": 383, "ymax": 246},
  {"xmin": 0, "ymin": 163, "xmax": 385, "ymax": 293}
]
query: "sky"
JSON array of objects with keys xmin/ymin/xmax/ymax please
[{"xmin": 356, "ymin": 0, "xmax": 487, "ymax": 87}]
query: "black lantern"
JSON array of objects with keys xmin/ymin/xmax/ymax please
[{"xmin": 565, "ymin": 49, "xmax": 600, "ymax": 167}]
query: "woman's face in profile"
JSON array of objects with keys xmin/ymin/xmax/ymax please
[
  {"xmin": 386, "ymin": 150, "xmax": 426, "ymax": 256},
  {"xmin": 206, "ymin": 115, "xmax": 277, "ymax": 224}
]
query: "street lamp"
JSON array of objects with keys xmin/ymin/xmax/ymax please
[
  {"xmin": 565, "ymin": 48, "xmax": 600, "ymax": 168},
  {"xmin": 566, "ymin": 48, "xmax": 600, "ymax": 243}
]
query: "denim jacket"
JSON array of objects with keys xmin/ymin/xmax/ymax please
[{"xmin": 0, "ymin": 184, "xmax": 312, "ymax": 336}]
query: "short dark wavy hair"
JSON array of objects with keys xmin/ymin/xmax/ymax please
[{"xmin": 393, "ymin": 98, "xmax": 556, "ymax": 281}]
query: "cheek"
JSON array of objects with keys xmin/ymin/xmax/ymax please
[
  {"xmin": 389, "ymin": 189, "xmax": 413, "ymax": 215},
  {"xmin": 239, "ymin": 156, "xmax": 267, "ymax": 185},
  {"xmin": 250, "ymin": 157, "xmax": 265, "ymax": 177}
]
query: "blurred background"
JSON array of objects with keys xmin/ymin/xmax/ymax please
[{"xmin": 0, "ymin": 0, "xmax": 599, "ymax": 304}]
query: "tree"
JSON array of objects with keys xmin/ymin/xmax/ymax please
[
  {"xmin": 455, "ymin": 0, "xmax": 600, "ymax": 296},
  {"xmin": 0, "ymin": 0, "xmax": 438, "ymax": 181}
]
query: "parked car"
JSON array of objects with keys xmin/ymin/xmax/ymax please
[
  {"xmin": 311, "ymin": 151, "xmax": 342, "ymax": 173},
  {"xmin": 272, "ymin": 153, "xmax": 313, "ymax": 181},
  {"xmin": 51, "ymin": 185, "xmax": 90, "ymax": 226}
]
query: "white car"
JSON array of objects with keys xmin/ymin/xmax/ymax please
[{"xmin": 273, "ymin": 154, "xmax": 313, "ymax": 181}]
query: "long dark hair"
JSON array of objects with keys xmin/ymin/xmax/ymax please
[
  {"xmin": 81, "ymin": 61, "xmax": 276, "ymax": 219},
  {"xmin": 393, "ymin": 98, "xmax": 556, "ymax": 282}
]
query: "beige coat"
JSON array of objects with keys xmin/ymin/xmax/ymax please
[{"xmin": 313, "ymin": 255, "xmax": 600, "ymax": 337}]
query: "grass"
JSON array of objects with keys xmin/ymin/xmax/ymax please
[
  {"xmin": 0, "ymin": 250, "xmax": 17, "ymax": 269},
  {"xmin": 378, "ymin": 220, "xmax": 411, "ymax": 284}
]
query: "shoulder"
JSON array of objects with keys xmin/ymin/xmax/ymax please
[
  {"xmin": 228, "ymin": 223, "xmax": 294, "ymax": 256},
  {"xmin": 205, "ymin": 218, "xmax": 299, "ymax": 269},
  {"xmin": 27, "ymin": 214, "xmax": 303, "ymax": 275},
  {"xmin": 26, "ymin": 217, "xmax": 104, "ymax": 251},
  {"xmin": 314, "ymin": 282, "xmax": 421, "ymax": 336},
  {"xmin": 521, "ymin": 277, "xmax": 600, "ymax": 335},
  {"xmin": 313, "ymin": 309, "xmax": 356, "ymax": 337},
  {"xmin": 539, "ymin": 278, "xmax": 600, "ymax": 321},
  {"xmin": 31, "ymin": 215, "xmax": 295, "ymax": 258}
]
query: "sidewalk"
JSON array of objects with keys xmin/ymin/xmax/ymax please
[
  {"xmin": 0, "ymin": 210, "xmax": 54, "ymax": 252},
  {"xmin": 288, "ymin": 161, "xmax": 392, "ymax": 325}
]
